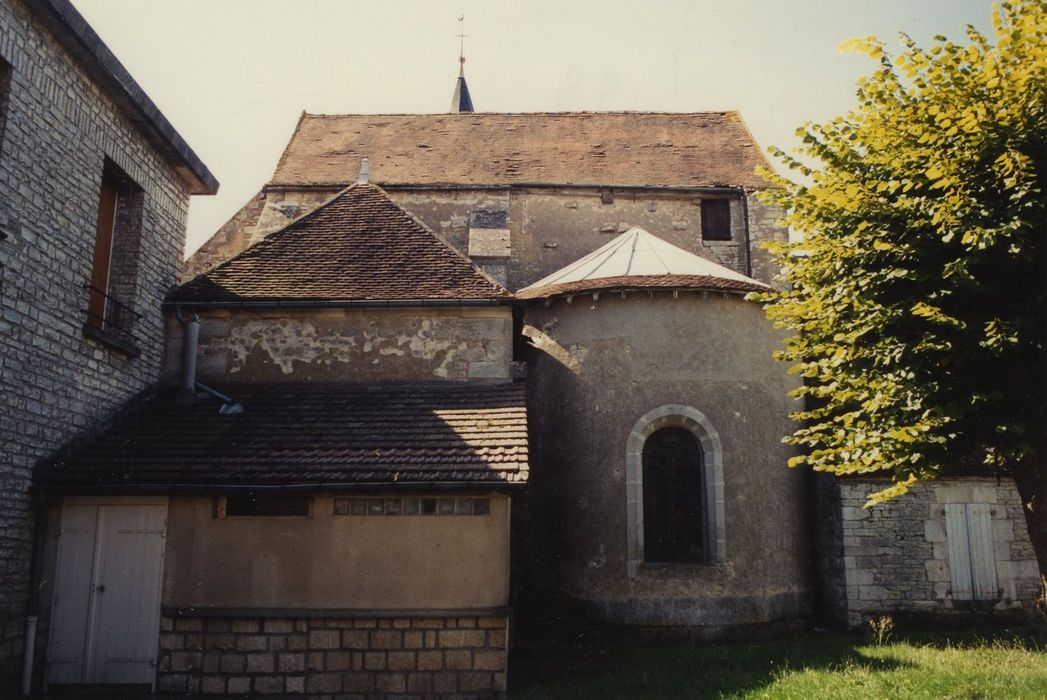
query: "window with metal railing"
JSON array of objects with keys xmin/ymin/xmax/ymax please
[{"xmin": 84, "ymin": 160, "xmax": 144, "ymax": 356}]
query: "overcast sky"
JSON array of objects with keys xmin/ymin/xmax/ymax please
[{"xmin": 72, "ymin": 0, "xmax": 991, "ymax": 257}]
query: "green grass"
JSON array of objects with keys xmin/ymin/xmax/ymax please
[{"xmin": 509, "ymin": 622, "xmax": 1047, "ymax": 699}]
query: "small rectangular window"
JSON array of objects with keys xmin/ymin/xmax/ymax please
[
  {"xmin": 0, "ymin": 57, "xmax": 12, "ymax": 155},
  {"xmin": 332, "ymin": 496, "xmax": 491, "ymax": 516},
  {"xmin": 85, "ymin": 161, "xmax": 144, "ymax": 355},
  {"xmin": 700, "ymin": 199, "xmax": 731, "ymax": 241},
  {"xmin": 220, "ymin": 494, "xmax": 311, "ymax": 517}
]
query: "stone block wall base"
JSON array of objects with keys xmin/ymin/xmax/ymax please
[{"xmin": 156, "ymin": 614, "xmax": 507, "ymax": 698}]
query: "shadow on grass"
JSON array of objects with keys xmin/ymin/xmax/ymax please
[{"xmin": 508, "ymin": 617, "xmax": 1045, "ymax": 700}]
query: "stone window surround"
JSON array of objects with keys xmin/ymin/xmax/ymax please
[{"xmin": 626, "ymin": 404, "xmax": 726, "ymax": 578}]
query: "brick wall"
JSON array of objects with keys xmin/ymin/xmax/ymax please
[
  {"xmin": 0, "ymin": 0, "xmax": 192, "ymax": 686},
  {"xmin": 157, "ymin": 614, "xmax": 508, "ymax": 698},
  {"xmin": 830, "ymin": 477, "xmax": 1040, "ymax": 627}
]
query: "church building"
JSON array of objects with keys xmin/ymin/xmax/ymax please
[{"xmin": 28, "ymin": 52, "xmax": 1040, "ymax": 699}]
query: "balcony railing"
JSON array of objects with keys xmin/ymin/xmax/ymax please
[{"xmin": 83, "ymin": 284, "xmax": 140, "ymax": 357}]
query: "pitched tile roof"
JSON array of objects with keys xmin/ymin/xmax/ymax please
[
  {"xmin": 169, "ymin": 184, "xmax": 510, "ymax": 305},
  {"xmin": 270, "ymin": 112, "xmax": 772, "ymax": 190},
  {"xmin": 34, "ymin": 383, "xmax": 528, "ymax": 490},
  {"xmin": 516, "ymin": 227, "xmax": 769, "ymax": 300}
]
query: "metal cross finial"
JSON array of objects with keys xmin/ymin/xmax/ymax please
[{"xmin": 457, "ymin": 14, "xmax": 468, "ymax": 74}]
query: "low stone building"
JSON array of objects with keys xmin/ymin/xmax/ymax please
[
  {"xmin": 816, "ymin": 475, "xmax": 1041, "ymax": 627},
  {"xmin": 0, "ymin": 0, "xmax": 216, "ymax": 691}
]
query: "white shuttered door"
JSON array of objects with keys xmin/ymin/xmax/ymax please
[
  {"xmin": 48, "ymin": 501, "xmax": 167, "ymax": 686},
  {"xmin": 944, "ymin": 502, "xmax": 998, "ymax": 603}
]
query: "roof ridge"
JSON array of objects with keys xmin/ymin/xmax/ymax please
[
  {"xmin": 271, "ymin": 111, "xmax": 309, "ymax": 184},
  {"xmin": 301, "ymin": 110, "xmax": 740, "ymax": 118}
]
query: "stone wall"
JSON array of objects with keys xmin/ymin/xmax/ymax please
[
  {"xmin": 0, "ymin": 0, "xmax": 192, "ymax": 687},
  {"xmin": 828, "ymin": 477, "xmax": 1040, "ymax": 627},
  {"xmin": 163, "ymin": 307, "xmax": 514, "ymax": 384},
  {"xmin": 185, "ymin": 186, "xmax": 785, "ymax": 290},
  {"xmin": 156, "ymin": 614, "xmax": 508, "ymax": 698},
  {"xmin": 521, "ymin": 292, "xmax": 813, "ymax": 630}
]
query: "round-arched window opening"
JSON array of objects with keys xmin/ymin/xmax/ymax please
[{"xmin": 642, "ymin": 427, "xmax": 706, "ymax": 564}]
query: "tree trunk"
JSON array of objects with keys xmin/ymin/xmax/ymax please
[{"xmin": 1011, "ymin": 454, "xmax": 1047, "ymax": 618}]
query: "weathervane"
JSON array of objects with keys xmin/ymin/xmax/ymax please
[{"xmin": 457, "ymin": 14, "xmax": 468, "ymax": 76}]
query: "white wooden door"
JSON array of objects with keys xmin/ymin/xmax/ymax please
[
  {"xmin": 48, "ymin": 500, "xmax": 167, "ymax": 686},
  {"xmin": 944, "ymin": 502, "xmax": 998, "ymax": 602}
]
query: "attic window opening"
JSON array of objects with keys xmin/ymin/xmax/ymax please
[
  {"xmin": 220, "ymin": 494, "xmax": 312, "ymax": 517},
  {"xmin": 700, "ymin": 199, "xmax": 731, "ymax": 241}
]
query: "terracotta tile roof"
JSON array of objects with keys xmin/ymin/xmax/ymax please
[
  {"xmin": 34, "ymin": 383, "xmax": 529, "ymax": 490},
  {"xmin": 270, "ymin": 112, "xmax": 772, "ymax": 190},
  {"xmin": 169, "ymin": 184, "xmax": 510, "ymax": 305},
  {"xmin": 516, "ymin": 274, "xmax": 767, "ymax": 300}
]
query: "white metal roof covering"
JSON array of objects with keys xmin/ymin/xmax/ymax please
[{"xmin": 519, "ymin": 227, "xmax": 764, "ymax": 292}]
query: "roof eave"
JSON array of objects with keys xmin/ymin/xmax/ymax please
[
  {"xmin": 24, "ymin": 0, "xmax": 219, "ymax": 195},
  {"xmin": 517, "ymin": 284, "xmax": 766, "ymax": 302},
  {"xmin": 31, "ymin": 480, "xmax": 529, "ymax": 495},
  {"xmin": 162, "ymin": 297, "xmax": 512, "ymax": 310}
]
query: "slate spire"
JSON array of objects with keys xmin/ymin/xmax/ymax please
[{"xmin": 451, "ymin": 16, "xmax": 474, "ymax": 113}]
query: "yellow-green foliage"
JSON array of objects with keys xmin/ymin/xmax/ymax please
[{"xmin": 754, "ymin": 1, "xmax": 1047, "ymax": 505}]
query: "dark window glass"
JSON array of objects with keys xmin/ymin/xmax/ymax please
[
  {"xmin": 85, "ymin": 161, "xmax": 144, "ymax": 352},
  {"xmin": 642, "ymin": 428, "xmax": 705, "ymax": 563},
  {"xmin": 701, "ymin": 199, "xmax": 731, "ymax": 241},
  {"xmin": 224, "ymin": 494, "xmax": 311, "ymax": 517},
  {"xmin": 0, "ymin": 57, "xmax": 11, "ymax": 155}
]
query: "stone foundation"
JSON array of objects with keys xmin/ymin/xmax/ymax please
[{"xmin": 156, "ymin": 613, "xmax": 508, "ymax": 698}]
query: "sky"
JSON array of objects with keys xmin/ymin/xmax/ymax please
[{"xmin": 72, "ymin": 0, "xmax": 993, "ymax": 257}]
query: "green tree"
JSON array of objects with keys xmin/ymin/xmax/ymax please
[{"xmin": 756, "ymin": 0, "xmax": 1047, "ymax": 608}]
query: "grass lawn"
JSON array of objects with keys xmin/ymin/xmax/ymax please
[{"xmin": 509, "ymin": 621, "xmax": 1047, "ymax": 699}]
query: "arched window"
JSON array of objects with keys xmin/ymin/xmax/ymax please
[
  {"xmin": 626, "ymin": 405, "xmax": 725, "ymax": 575},
  {"xmin": 642, "ymin": 428, "xmax": 705, "ymax": 563}
]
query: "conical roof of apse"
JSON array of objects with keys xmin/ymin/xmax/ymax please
[{"xmin": 516, "ymin": 227, "xmax": 768, "ymax": 300}]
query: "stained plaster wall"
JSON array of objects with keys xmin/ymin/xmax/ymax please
[
  {"xmin": 819, "ymin": 477, "xmax": 1040, "ymax": 627},
  {"xmin": 521, "ymin": 292, "xmax": 813, "ymax": 629},
  {"xmin": 185, "ymin": 186, "xmax": 786, "ymax": 290},
  {"xmin": 0, "ymin": 0, "xmax": 193, "ymax": 685},
  {"xmin": 163, "ymin": 306, "xmax": 514, "ymax": 384},
  {"xmin": 162, "ymin": 495, "xmax": 510, "ymax": 610}
]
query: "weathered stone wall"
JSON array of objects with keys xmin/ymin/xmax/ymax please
[
  {"xmin": 186, "ymin": 186, "xmax": 785, "ymax": 289},
  {"xmin": 164, "ymin": 307, "xmax": 514, "ymax": 384},
  {"xmin": 832, "ymin": 477, "xmax": 1040, "ymax": 627},
  {"xmin": 521, "ymin": 292, "xmax": 813, "ymax": 630},
  {"xmin": 156, "ymin": 613, "xmax": 508, "ymax": 698},
  {"xmin": 0, "ymin": 0, "xmax": 191, "ymax": 686}
]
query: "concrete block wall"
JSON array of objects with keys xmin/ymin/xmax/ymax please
[
  {"xmin": 831, "ymin": 477, "xmax": 1040, "ymax": 626},
  {"xmin": 157, "ymin": 614, "xmax": 508, "ymax": 698},
  {"xmin": 0, "ymin": 0, "xmax": 191, "ymax": 686}
]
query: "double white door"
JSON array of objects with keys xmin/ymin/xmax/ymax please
[{"xmin": 47, "ymin": 500, "xmax": 167, "ymax": 686}]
